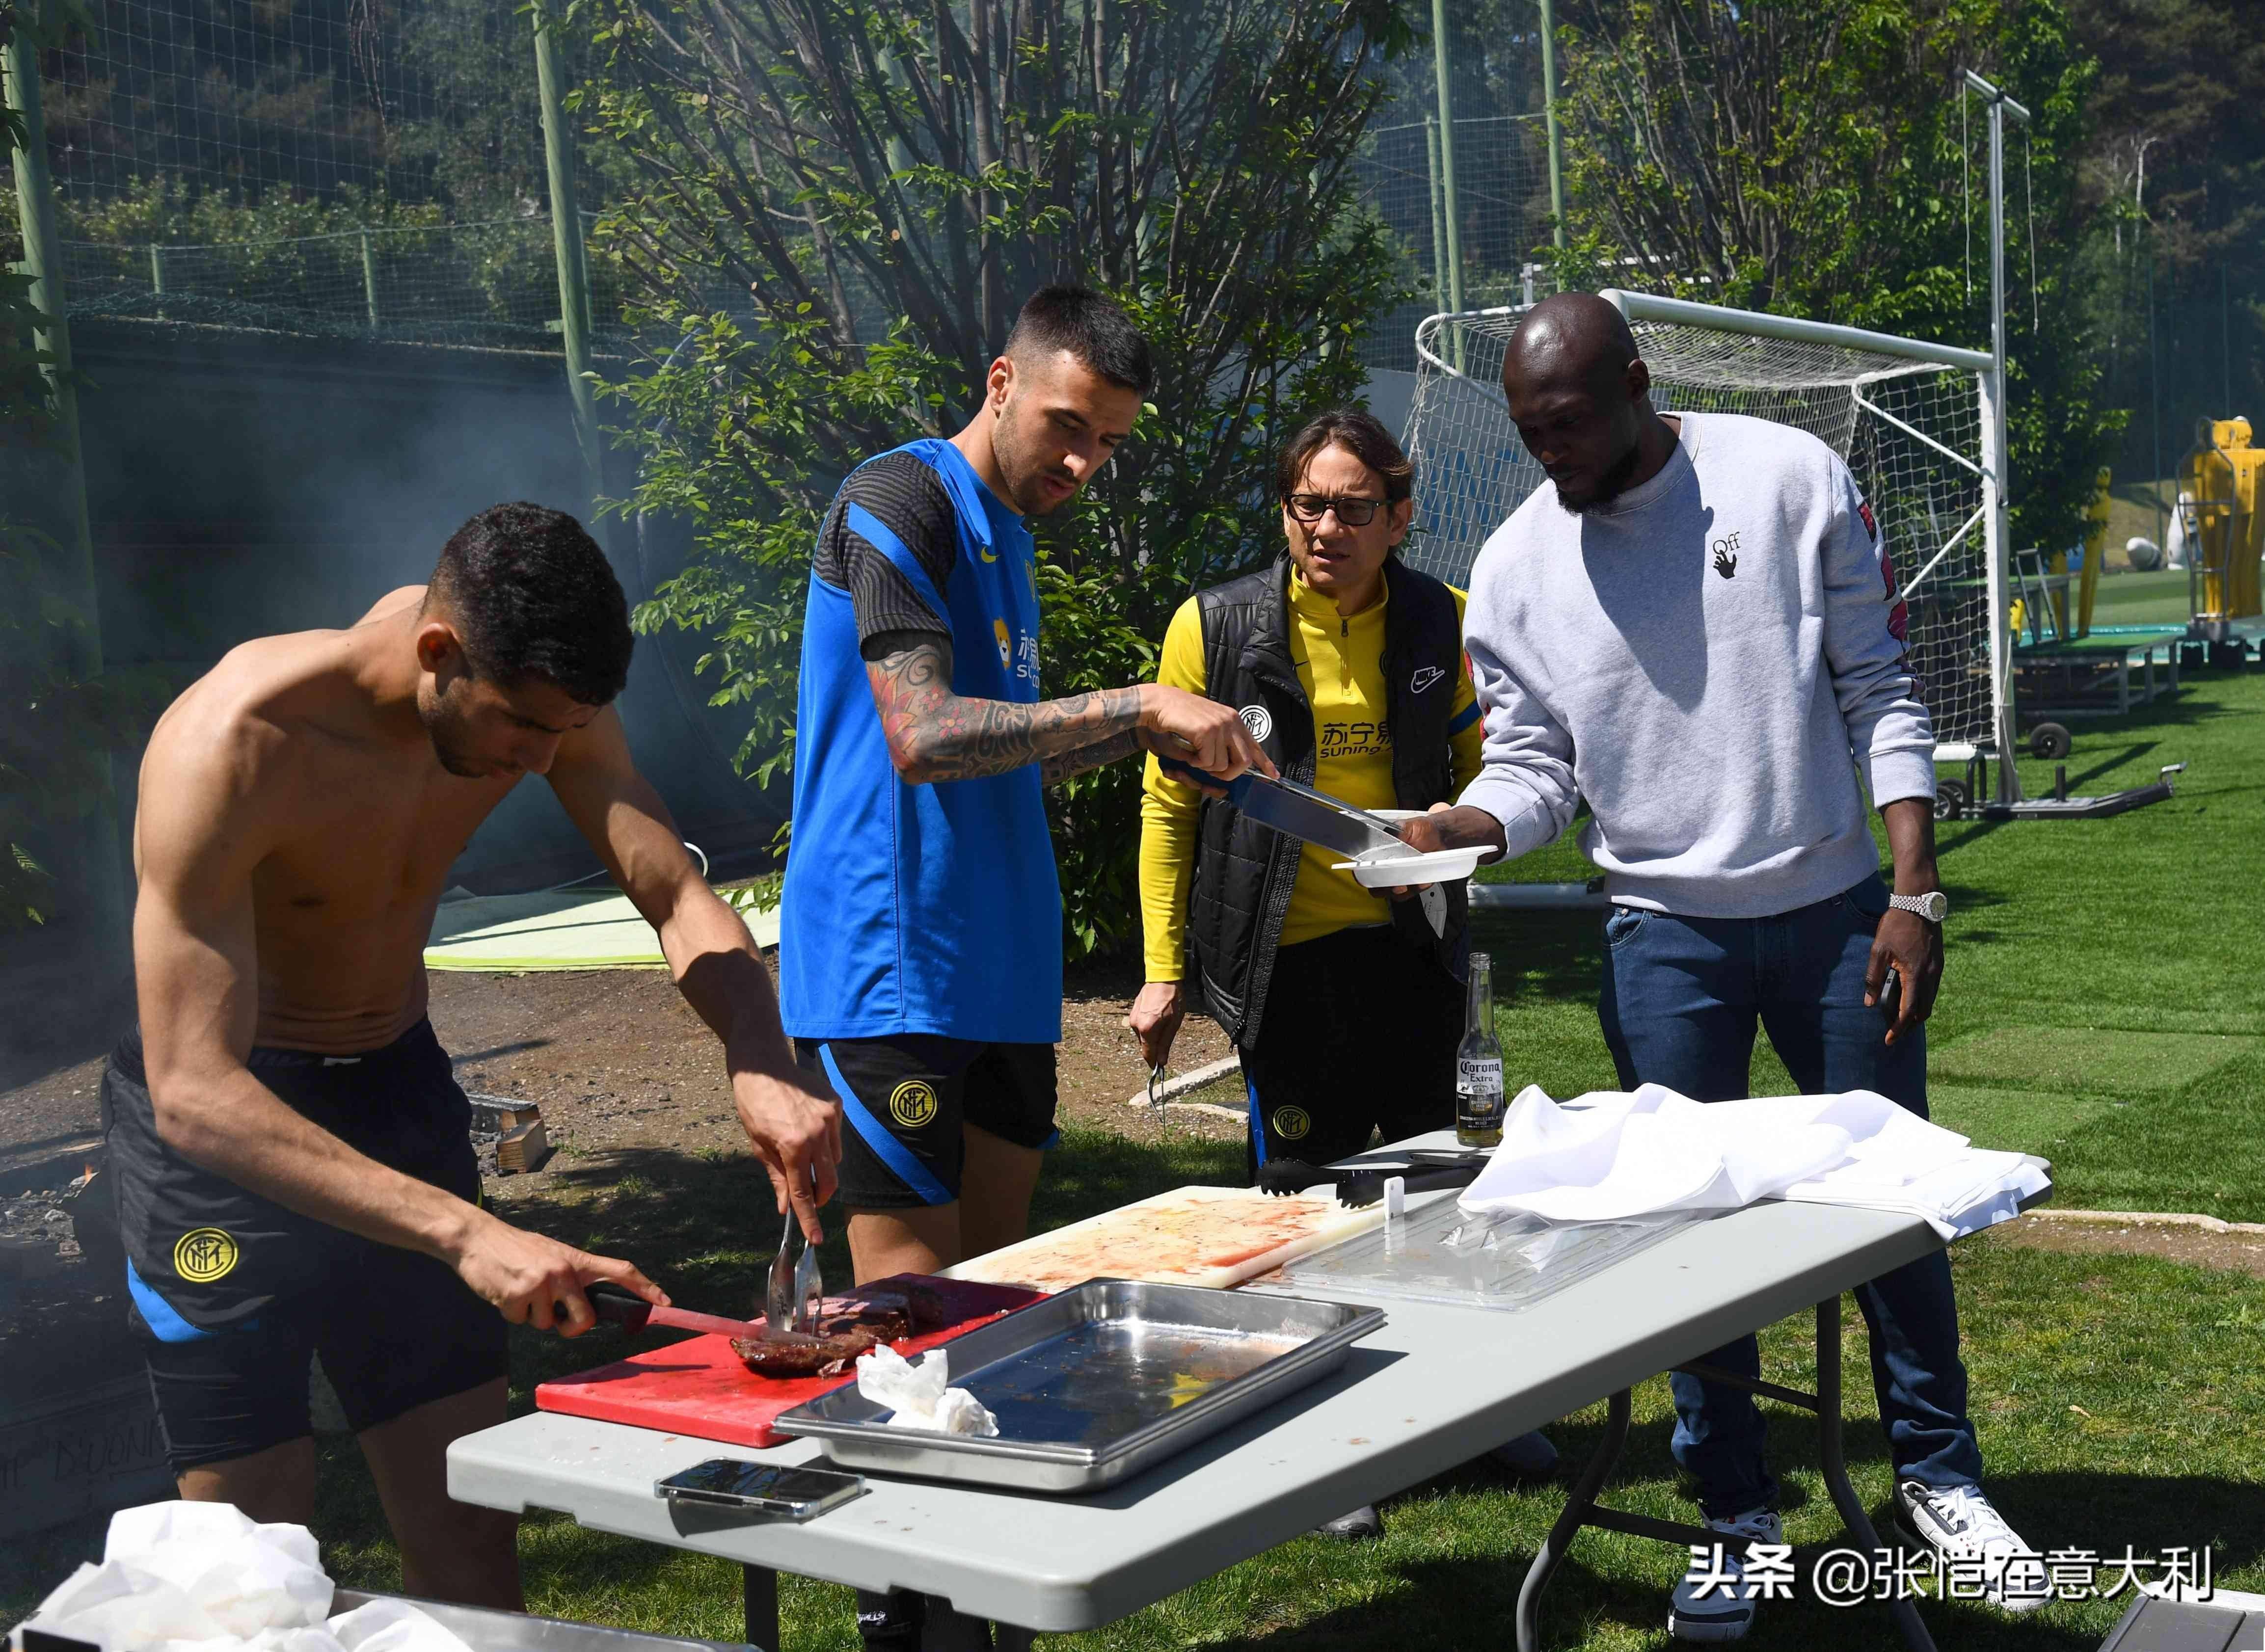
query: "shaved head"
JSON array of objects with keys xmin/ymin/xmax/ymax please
[
  {"xmin": 1504, "ymin": 292, "xmax": 1643, "ymax": 399},
  {"xmin": 1499, "ymin": 292, "xmax": 1671, "ymax": 512}
]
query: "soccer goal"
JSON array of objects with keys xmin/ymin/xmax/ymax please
[{"xmin": 1400, "ymin": 290, "xmax": 2011, "ymax": 769}]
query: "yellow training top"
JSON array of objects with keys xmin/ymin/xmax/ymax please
[{"xmin": 1139, "ymin": 570, "xmax": 1483, "ymax": 982}]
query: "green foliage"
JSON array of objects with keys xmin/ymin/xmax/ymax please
[
  {"xmin": 2065, "ymin": 0, "xmax": 2265, "ymax": 479},
  {"xmin": 9, "ymin": 0, "xmax": 633, "ymax": 335},
  {"xmin": 1551, "ymin": 0, "xmax": 2123, "ymax": 553},
  {"xmin": 581, "ymin": 0, "xmax": 1414, "ymax": 956}
]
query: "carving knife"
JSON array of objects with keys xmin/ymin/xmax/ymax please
[{"xmin": 588, "ymin": 1280, "xmax": 772, "ymax": 1341}]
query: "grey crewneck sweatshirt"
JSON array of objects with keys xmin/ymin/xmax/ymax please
[{"xmin": 1458, "ymin": 411, "xmax": 1936, "ymax": 918}]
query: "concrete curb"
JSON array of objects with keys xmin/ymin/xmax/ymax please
[
  {"xmin": 2022, "ymin": 1208, "xmax": 2265, "ymax": 1237},
  {"xmin": 1122, "ymin": 1053, "xmax": 1244, "ymax": 1120}
]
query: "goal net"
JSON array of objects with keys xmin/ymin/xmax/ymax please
[{"xmin": 1401, "ymin": 291, "xmax": 2006, "ymax": 760}]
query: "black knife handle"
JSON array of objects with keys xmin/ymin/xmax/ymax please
[
  {"xmin": 586, "ymin": 1280, "xmax": 654, "ymax": 1330},
  {"xmin": 1158, "ymin": 756, "xmax": 1253, "ymax": 801}
]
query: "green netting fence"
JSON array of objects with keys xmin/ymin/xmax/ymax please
[
  {"xmin": 13, "ymin": 2, "xmax": 1556, "ymax": 363},
  {"xmin": 13, "ymin": 0, "xmax": 614, "ymax": 350}
]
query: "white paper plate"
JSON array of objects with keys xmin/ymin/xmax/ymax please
[{"xmin": 1332, "ymin": 810, "xmax": 1483, "ymax": 888}]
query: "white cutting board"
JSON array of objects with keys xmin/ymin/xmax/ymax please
[{"xmin": 944, "ymin": 1185, "xmax": 1384, "ymax": 1292}]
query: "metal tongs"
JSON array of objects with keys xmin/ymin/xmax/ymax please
[{"xmin": 764, "ymin": 1173, "xmax": 824, "ymax": 1338}]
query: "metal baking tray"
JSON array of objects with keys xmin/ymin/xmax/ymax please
[
  {"xmin": 771, "ymin": 1278, "xmax": 1383, "ymax": 1494},
  {"xmin": 1250, "ymin": 1197, "xmax": 1709, "ymax": 1312}
]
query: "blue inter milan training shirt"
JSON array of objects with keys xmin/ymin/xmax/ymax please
[{"xmin": 779, "ymin": 438, "xmax": 1064, "ymax": 1044}]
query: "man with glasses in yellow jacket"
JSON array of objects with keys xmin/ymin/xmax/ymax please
[{"xmin": 1127, "ymin": 408, "xmax": 1555, "ymax": 1538}]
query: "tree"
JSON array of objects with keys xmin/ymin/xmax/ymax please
[
  {"xmin": 578, "ymin": 0, "xmax": 1415, "ymax": 954},
  {"xmin": 2066, "ymin": 0, "xmax": 2265, "ymax": 479},
  {"xmin": 1545, "ymin": 0, "xmax": 2121, "ymax": 553}
]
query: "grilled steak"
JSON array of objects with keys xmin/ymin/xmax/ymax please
[
  {"xmin": 730, "ymin": 1286, "xmax": 953, "ymax": 1379},
  {"xmin": 731, "ymin": 1326, "xmax": 883, "ymax": 1379}
]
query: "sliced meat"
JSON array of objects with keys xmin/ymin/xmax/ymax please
[
  {"xmin": 808, "ymin": 1289, "xmax": 913, "ymax": 1344},
  {"xmin": 730, "ymin": 1326, "xmax": 883, "ymax": 1379},
  {"xmin": 728, "ymin": 1282, "xmax": 976, "ymax": 1379},
  {"xmin": 903, "ymin": 1284, "xmax": 952, "ymax": 1332}
]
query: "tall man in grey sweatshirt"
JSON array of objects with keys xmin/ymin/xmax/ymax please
[{"xmin": 1403, "ymin": 294, "xmax": 2043, "ymax": 1640}]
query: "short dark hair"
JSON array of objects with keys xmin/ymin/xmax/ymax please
[
  {"xmin": 1274, "ymin": 408, "xmax": 1414, "ymax": 506},
  {"xmin": 428, "ymin": 503, "xmax": 632, "ymax": 706},
  {"xmin": 1004, "ymin": 284, "xmax": 1155, "ymax": 396}
]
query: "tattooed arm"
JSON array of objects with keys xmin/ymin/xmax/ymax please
[
  {"xmin": 1038, "ymin": 730, "xmax": 1145, "ymax": 788},
  {"xmin": 861, "ymin": 631, "xmax": 1271, "ymax": 787}
]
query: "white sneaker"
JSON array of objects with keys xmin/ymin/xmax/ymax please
[
  {"xmin": 1668, "ymin": 1508, "xmax": 1783, "ymax": 1641},
  {"xmin": 1897, "ymin": 1481, "xmax": 2049, "ymax": 1613}
]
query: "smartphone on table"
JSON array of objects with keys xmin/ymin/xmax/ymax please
[{"xmin": 654, "ymin": 1459, "xmax": 868, "ymax": 1519}]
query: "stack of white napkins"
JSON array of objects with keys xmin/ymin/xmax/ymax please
[
  {"xmin": 1457, "ymin": 1084, "xmax": 2047, "ymax": 1239},
  {"xmin": 22, "ymin": 1502, "xmax": 478, "ymax": 1652}
]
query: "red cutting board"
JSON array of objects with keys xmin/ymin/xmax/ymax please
[{"xmin": 535, "ymin": 1275, "xmax": 1044, "ymax": 1449}]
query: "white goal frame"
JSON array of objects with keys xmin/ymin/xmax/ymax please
[{"xmin": 1401, "ymin": 289, "xmax": 2015, "ymax": 774}]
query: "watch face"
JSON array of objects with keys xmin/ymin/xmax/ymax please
[{"xmin": 1916, "ymin": 891, "xmax": 1947, "ymax": 921}]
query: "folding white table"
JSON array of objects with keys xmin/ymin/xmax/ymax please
[{"xmin": 450, "ymin": 1184, "xmax": 2022, "ymax": 1651}]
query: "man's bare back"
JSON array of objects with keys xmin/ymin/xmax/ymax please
[{"xmin": 140, "ymin": 586, "xmax": 528, "ymax": 1053}]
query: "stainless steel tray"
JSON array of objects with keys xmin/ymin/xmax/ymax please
[{"xmin": 771, "ymin": 1278, "xmax": 1383, "ymax": 1494}]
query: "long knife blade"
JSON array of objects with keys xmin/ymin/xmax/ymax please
[
  {"xmin": 589, "ymin": 1280, "xmax": 770, "ymax": 1341},
  {"xmin": 1227, "ymin": 773, "xmax": 1409, "ymax": 858}
]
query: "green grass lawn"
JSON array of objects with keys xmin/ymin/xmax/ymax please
[{"xmin": 6, "ymin": 669, "xmax": 2258, "ymax": 1650}]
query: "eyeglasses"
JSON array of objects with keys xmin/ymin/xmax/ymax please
[{"xmin": 1284, "ymin": 493, "xmax": 1386, "ymax": 527}]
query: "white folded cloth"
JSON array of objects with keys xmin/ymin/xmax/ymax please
[{"xmin": 1459, "ymin": 1085, "xmax": 2043, "ymax": 1239}]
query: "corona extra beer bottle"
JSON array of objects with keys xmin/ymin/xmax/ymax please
[{"xmin": 1456, "ymin": 952, "xmax": 1506, "ymax": 1148}]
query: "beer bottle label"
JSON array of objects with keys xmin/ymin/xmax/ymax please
[{"xmin": 1457, "ymin": 1058, "xmax": 1504, "ymax": 1107}]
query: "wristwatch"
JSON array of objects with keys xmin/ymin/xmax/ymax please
[{"xmin": 1888, "ymin": 890, "xmax": 1949, "ymax": 923}]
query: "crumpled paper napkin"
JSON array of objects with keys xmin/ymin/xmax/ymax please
[
  {"xmin": 856, "ymin": 1344, "xmax": 1000, "ymax": 1437},
  {"xmin": 23, "ymin": 1501, "xmax": 477, "ymax": 1652}
]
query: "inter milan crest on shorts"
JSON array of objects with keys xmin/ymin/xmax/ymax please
[
  {"xmin": 173, "ymin": 1226, "xmax": 239, "ymax": 1284},
  {"xmin": 889, "ymin": 1079, "xmax": 940, "ymax": 1129}
]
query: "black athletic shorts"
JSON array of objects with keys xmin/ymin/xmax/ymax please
[
  {"xmin": 1240, "ymin": 923, "xmax": 1461, "ymax": 1179},
  {"xmin": 797, "ymin": 1036, "xmax": 1058, "ymax": 1210},
  {"xmin": 102, "ymin": 1021, "xmax": 508, "ymax": 1471}
]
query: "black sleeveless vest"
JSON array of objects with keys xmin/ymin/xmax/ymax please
[{"xmin": 1184, "ymin": 554, "xmax": 1471, "ymax": 1046}]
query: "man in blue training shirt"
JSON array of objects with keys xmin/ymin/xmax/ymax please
[{"xmin": 781, "ymin": 286, "xmax": 1267, "ymax": 1295}]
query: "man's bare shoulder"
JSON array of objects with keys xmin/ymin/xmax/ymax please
[{"xmin": 141, "ymin": 605, "xmax": 414, "ymax": 826}]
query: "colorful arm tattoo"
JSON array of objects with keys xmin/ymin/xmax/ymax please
[{"xmin": 863, "ymin": 633, "xmax": 1146, "ymax": 784}]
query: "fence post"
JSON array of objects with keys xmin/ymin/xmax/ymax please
[
  {"xmin": 1429, "ymin": 0, "xmax": 1463, "ymax": 323},
  {"xmin": 1429, "ymin": 0, "xmax": 1463, "ymax": 375},
  {"xmin": 1425, "ymin": 116, "xmax": 1449, "ymax": 313},
  {"xmin": 4, "ymin": 2, "xmax": 129, "ymax": 948},
  {"xmin": 1538, "ymin": 0, "xmax": 1566, "ymax": 249},
  {"xmin": 360, "ymin": 230, "xmax": 379, "ymax": 330},
  {"xmin": 533, "ymin": 0, "xmax": 606, "ymax": 506},
  {"xmin": 147, "ymin": 242, "xmax": 162, "ymax": 293}
]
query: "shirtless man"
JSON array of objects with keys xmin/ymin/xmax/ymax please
[{"xmin": 103, "ymin": 502, "xmax": 838, "ymax": 1608}]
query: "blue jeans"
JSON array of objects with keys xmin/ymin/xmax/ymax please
[{"xmin": 1597, "ymin": 873, "xmax": 1984, "ymax": 1519}]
